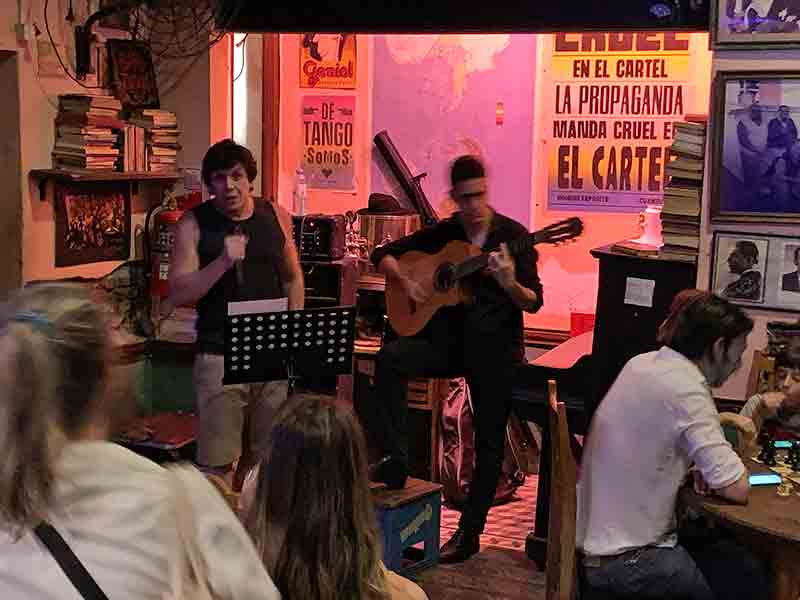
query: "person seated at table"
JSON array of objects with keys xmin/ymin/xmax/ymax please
[
  {"xmin": 740, "ymin": 365, "xmax": 800, "ymax": 435},
  {"xmin": 243, "ymin": 395, "xmax": 427, "ymax": 600},
  {"xmin": 0, "ymin": 283, "xmax": 279, "ymax": 600},
  {"xmin": 577, "ymin": 289, "xmax": 769, "ymax": 600}
]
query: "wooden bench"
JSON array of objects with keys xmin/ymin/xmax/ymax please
[{"xmin": 371, "ymin": 477, "xmax": 443, "ymax": 575}]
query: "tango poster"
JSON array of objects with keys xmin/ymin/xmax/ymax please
[
  {"xmin": 545, "ymin": 33, "xmax": 699, "ymax": 213},
  {"xmin": 300, "ymin": 34, "xmax": 356, "ymax": 89},
  {"xmin": 301, "ymin": 95, "xmax": 356, "ymax": 190}
]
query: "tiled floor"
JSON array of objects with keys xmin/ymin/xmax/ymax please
[{"xmin": 439, "ymin": 474, "xmax": 538, "ymax": 551}]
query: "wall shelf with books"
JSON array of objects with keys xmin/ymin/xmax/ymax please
[{"xmin": 30, "ymin": 169, "xmax": 180, "ymax": 200}]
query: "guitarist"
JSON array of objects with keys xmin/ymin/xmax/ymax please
[{"xmin": 366, "ymin": 155, "xmax": 543, "ymax": 563}]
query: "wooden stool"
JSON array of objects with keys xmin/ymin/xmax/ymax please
[{"xmin": 371, "ymin": 477, "xmax": 443, "ymax": 575}]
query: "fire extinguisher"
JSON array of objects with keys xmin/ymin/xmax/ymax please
[
  {"xmin": 148, "ymin": 208, "xmax": 182, "ymax": 298},
  {"xmin": 145, "ymin": 192, "xmax": 202, "ymax": 306}
]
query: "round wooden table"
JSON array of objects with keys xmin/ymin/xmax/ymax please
[{"xmin": 681, "ymin": 459, "xmax": 800, "ymax": 600}]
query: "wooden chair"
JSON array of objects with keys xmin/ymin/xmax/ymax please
[
  {"xmin": 746, "ymin": 350, "xmax": 776, "ymax": 397},
  {"xmin": 545, "ymin": 379, "xmax": 578, "ymax": 600},
  {"xmin": 719, "ymin": 412, "xmax": 757, "ymax": 457}
]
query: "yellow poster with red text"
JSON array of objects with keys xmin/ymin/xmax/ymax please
[
  {"xmin": 300, "ymin": 33, "xmax": 356, "ymax": 89},
  {"xmin": 547, "ymin": 33, "xmax": 695, "ymax": 213}
]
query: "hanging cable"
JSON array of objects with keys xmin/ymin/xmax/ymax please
[
  {"xmin": 232, "ymin": 33, "xmax": 248, "ymax": 83},
  {"xmin": 44, "ymin": 0, "xmax": 102, "ymax": 90}
]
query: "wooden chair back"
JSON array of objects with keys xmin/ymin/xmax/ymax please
[
  {"xmin": 719, "ymin": 412, "xmax": 757, "ymax": 457},
  {"xmin": 545, "ymin": 379, "xmax": 578, "ymax": 600},
  {"xmin": 746, "ymin": 350, "xmax": 776, "ymax": 397}
]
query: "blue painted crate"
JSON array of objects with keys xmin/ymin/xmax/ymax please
[{"xmin": 373, "ymin": 478, "xmax": 443, "ymax": 575}]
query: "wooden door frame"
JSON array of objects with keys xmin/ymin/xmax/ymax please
[{"xmin": 262, "ymin": 34, "xmax": 280, "ymax": 203}]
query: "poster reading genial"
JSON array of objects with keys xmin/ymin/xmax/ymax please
[
  {"xmin": 547, "ymin": 33, "xmax": 694, "ymax": 213},
  {"xmin": 302, "ymin": 95, "xmax": 355, "ymax": 189},
  {"xmin": 300, "ymin": 33, "xmax": 356, "ymax": 89}
]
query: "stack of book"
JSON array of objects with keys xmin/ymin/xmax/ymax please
[
  {"xmin": 660, "ymin": 117, "xmax": 706, "ymax": 263},
  {"xmin": 121, "ymin": 124, "xmax": 147, "ymax": 172},
  {"xmin": 130, "ymin": 110, "xmax": 180, "ymax": 173},
  {"xmin": 52, "ymin": 94, "xmax": 123, "ymax": 172}
]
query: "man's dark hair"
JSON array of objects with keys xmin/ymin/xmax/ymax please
[
  {"xmin": 201, "ymin": 139, "xmax": 258, "ymax": 185},
  {"xmin": 736, "ymin": 240, "xmax": 759, "ymax": 264},
  {"xmin": 450, "ymin": 155, "xmax": 486, "ymax": 187},
  {"xmin": 657, "ymin": 289, "xmax": 754, "ymax": 360}
]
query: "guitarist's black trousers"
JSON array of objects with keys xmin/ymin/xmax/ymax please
[{"xmin": 366, "ymin": 311, "xmax": 518, "ymax": 535}]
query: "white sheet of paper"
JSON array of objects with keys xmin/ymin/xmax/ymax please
[
  {"xmin": 227, "ymin": 297, "xmax": 288, "ymax": 316},
  {"xmin": 624, "ymin": 277, "xmax": 655, "ymax": 308}
]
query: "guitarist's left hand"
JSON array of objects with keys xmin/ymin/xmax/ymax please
[{"xmin": 488, "ymin": 243, "xmax": 516, "ymax": 289}]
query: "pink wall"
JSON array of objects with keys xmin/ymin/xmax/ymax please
[{"xmin": 278, "ymin": 34, "xmax": 372, "ymax": 216}]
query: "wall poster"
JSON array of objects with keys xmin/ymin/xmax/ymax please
[
  {"xmin": 547, "ymin": 32, "xmax": 698, "ymax": 213},
  {"xmin": 301, "ymin": 95, "xmax": 356, "ymax": 190},
  {"xmin": 300, "ymin": 33, "xmax": 357, "ymax": 89}
]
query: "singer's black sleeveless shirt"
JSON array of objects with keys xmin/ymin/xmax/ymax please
[{"xmin": 192, "ymin": 198, "xmax": 286, "ymax": 354}]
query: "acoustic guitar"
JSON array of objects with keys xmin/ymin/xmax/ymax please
[{"xmin": 385, "ymin": 217, "xmax": 584, "ymax": 336}]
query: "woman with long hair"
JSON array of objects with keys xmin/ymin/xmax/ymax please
[
  {"xmin": 244, "ymin": 395, "xmax": 427, "ymax": 600},
  {"xmin": 0, "ymin": 284, "xmax": 279, "ymax": 600}
]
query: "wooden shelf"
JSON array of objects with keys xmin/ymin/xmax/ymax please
[{"xmin": 30, "ymin": 169, "xmax": 181, "ymax": 198}]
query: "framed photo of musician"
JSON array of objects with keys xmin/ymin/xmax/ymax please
[
  {"xmin": 709, "ymin": 71, "xmax": 800, "ymax": 224},
  {"xmin": 710, "ymin": 231, "xmax": 800, "ymax": 312},
  {"xmin": 54, "ymin": 181, "xmax": 131, "ymax": 267},
  {"xmin": 711, "ymin": 1, "xmax": 800, "ymax": 49}
]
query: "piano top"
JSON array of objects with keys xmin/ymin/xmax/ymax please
[{"xmin": 528, "ymin": 331, "xmax": 593, "ymax": 370}]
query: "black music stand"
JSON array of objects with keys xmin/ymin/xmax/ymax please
[{"xmin": 223, "ymin": 306, "xmax": 356, "ymax": 391}]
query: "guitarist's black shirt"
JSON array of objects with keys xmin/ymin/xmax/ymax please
[{"xmin": 371, "ymin": 210, "xmax": 543, "ymax": 364}]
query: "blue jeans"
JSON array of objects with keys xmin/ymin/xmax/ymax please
[{"xmin": 582, "ymin": 532, "xmax": 769, "ymax": 600}]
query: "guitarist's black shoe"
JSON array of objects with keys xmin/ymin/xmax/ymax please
[
  {"xmin": 368, "ymin": 455, "xmax": 407, "ymax": 490},
  {"xmin": 439, "ymin": 528, "xmax": 480, "ymax": 564}
]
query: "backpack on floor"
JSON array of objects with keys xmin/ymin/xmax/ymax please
[{"xmin": 437, "ymin": 377, "xmax": 527, "ymax": 507}]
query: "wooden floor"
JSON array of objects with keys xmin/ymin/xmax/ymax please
[{"xmin": 413, "ymin": 547, "xmax": 546, "ymax": 600}]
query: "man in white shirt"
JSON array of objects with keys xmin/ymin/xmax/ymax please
[{"xmin": 578, "ymin": 290, "xmax": 769, "ymax": 600}]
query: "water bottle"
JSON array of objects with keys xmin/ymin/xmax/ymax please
[{"xmin": 293, "ymin": 167, "xmax": 306, "ymax": 216}]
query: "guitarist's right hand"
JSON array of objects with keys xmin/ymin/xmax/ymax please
[{"xmin": 398, "ymin": 275, "xmax": 430, "ymax": 304}]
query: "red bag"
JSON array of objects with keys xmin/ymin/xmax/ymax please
[{"xmin": 437, "ymin": 378, "xmax": 526, "ymax": 507}]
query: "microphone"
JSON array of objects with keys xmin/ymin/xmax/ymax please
[{"xmin": 233, "ymin": 225, "xmax": 245, "ymax": 287}]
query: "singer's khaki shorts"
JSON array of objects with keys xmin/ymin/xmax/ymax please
[{"xmin": 193, "ymin": 353, "xmax": 289, "ymax": 467}]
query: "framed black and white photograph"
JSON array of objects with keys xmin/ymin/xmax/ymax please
[
  {"xmin": 711, "ymin": 231, "xmax": 800, "ymax": 311},
  {"xmin": 712, "ymin": 233, "xmax": 769, "ymax": 304},
  {"xmin": 55, "ymin": 182, "xmax": 131, "ymax": 267},
  {"xmin": 712, "ymin": 0, "xmax": 800, "ymax": 49},
  {"xmin": 710, "ymin": 72, "xmax": 800, "ymax": 224},
  {"xmin": 779, "ymin": 243, "xmax": 800, "ymax": 292}
]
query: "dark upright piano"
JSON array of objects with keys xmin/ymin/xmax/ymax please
[{"xmin": 511, "ymin": 330, "xmax": 593, "ymax": 568}]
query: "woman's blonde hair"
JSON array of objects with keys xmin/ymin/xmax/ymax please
[
  {"xmin": 0, "ymin": 284, "xmax": 111, "ymax": 535},
  {"xmin": 245, "ymin": 395, "xmax": 389, "ymax": 600}
]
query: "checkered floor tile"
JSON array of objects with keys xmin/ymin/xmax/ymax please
[{"xmin": 440, "ymin": 475, "xmax": 538, "ymax": 551}]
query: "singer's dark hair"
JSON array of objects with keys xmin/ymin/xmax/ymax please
[
  {"xmin": 202, "ymin": 139, "xmax": 258, "ymax": 185},
  {"xmin": 450, "ymin": 155, "xmax": 486, "ymax": 186}
]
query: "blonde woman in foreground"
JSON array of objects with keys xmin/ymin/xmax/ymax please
[
  {"xmin": 0, "ymin": 284, "xmax": 279, "ymax": 600},
  {"xmin": 244, "ymin": 395, "xmax": 428, "ymax": 600}
]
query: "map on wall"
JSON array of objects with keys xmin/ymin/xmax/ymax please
[{"xmin": 371, "ymin": 35, "xmax": 536, "ymax": 227}]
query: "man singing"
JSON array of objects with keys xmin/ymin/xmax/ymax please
[{"xmin": 166, "ymin": 139, "xmax": 304, "ymax": 490}]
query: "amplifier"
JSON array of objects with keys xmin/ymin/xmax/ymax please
[{"xmin": 292, "ymin": 214, "xmax": 346, "ymax": 260}]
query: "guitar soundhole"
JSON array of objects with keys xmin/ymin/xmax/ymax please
[{"xmin": 434, "ymin": 263, "xmax": 456, "ymax": 292}]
